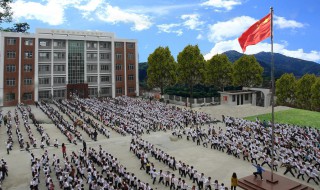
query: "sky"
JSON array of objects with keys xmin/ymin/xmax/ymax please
[{"xmin": 7, "ymin": 0, "xmax": 320, "ymax": 63}]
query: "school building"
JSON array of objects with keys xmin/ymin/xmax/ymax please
[{"xmin": 0, "ymin": 29, "xmax": 139, "ymax": 106}]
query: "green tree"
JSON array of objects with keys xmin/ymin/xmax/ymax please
[
  {"xmin": 10, "ymin": 22, "xmax": 30, "ymax": 33},
  {"xmin": 0, "ymin": 0, "xmax": 13, "ymax": 23},
  {"xmin": 233, "ymin": 55, "xmax": 263, "ymax": 87},
  {"xmin": 295, "ymin": 74, "xmax": 316, "ymax": 110},
  {"xmin": 275, "ymin": 73, "xmax": 296, "ymax": 106},
  {"xmin": 206, "ymin": 54, "xmax": 233, "ymax": 91},
  {"xmin": 0, "ymin": 1, "xmax": 30, "ymax": 33},
  {"xmin": 147, "ymin": 46, "xmax": 176, "ymax": 96},
  {"xmin": 177, "ymin": 45, "xmax": 205, "ymax": 105},
  {"xmin": 311, "ymin": 77, "xmax": 320, "ymax": 111}
]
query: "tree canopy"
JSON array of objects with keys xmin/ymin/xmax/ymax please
[
  {"xmin": 275, "ymin": 73, "xmax": 296, "ymax": 106},
  {"xmin": 233, "ymin": 55, "xmax": 264, "ymax": 87},
  {"xmin": 0, "ymin": 1, "xmax": 30, "ymax": 33},
  {"xmin": 147, "ymin": 46, "xmax": 176, "ymax": 95},
  {"xmin": 295, "ymin": 74, "xmax": 317, "ymax": 110},
  {"xmin": 311, "ymin": 77, "xmax": 320, "ymax": 111},
  {"xmin": 206, "ymin": 54, "xmax": 233, "ymax": 91},
  {"xmin": 177, "ymin": 44, "xmax": 205, "ymax": 101}
]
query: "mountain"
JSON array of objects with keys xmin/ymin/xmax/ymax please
[{"xmin": 223, "ymin": 50, "xmax": 320, "ymax": 77}]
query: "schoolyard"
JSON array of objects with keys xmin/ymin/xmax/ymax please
[{"xmin": 0, "ymin": 103, "xmax": 318, "ymax": 190}]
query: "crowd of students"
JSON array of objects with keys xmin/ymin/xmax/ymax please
[
  {"xmin": 74, "ymin": 96, "xmax": 213, "ymax": 137},
  {"xmin": 130, "ymin": 136, "xmax": 227, "ymax": 190},
  {"xmin": 172, "ymin": 115, "xmax": 320, "ymax": 186},
  {"xmin": 29, "ymin": 145, "xmax": 151, "ymax": 190}
]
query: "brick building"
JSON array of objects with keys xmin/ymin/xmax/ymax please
[{"xmin": 0, "ymin": 29, "xmax": 139, "ymax": 107}]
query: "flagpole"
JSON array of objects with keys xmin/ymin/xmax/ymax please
[{"xmin": 270, "ymin": 6, "xmax": 275, "ymax": 182}]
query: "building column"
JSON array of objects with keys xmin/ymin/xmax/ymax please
[{"xmin": 18, "ymin": 37, "xmax": 22, "ymax": 103}]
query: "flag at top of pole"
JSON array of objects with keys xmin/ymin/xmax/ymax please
[{"xmin": 238, "ymin": 13, "xmax": 271, "ymax": 52}]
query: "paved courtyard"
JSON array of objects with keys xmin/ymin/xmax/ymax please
[{"xmin": 0, "ymin": 103, "xmax": 317, "ymax": 190}]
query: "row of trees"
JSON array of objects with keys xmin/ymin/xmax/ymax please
[
  {"xmin": 147, "ymin": 45, "xmax": 264, "ymax": 99},
  {"xmin": 276, "ymin": 73, "xmax": 320, "ymax": 111}
]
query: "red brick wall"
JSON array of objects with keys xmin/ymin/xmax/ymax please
[
  {"xmin": 126, "ymin": 42, "xmax": 136, "ymax": 97},
  {"xmin": 3, "ymin": 37, "xmax": 19, "ymax": 107},
  {"xmin": 20, "ymin": 37, "xmax": 35, "ymax": 105},
  {"xmin": 115, "ymin": 42, "xmax": 125, "ymax": 96}
]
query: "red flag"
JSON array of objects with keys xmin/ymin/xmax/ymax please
[{"xmin": 238, "ymin": 13, "xmax": 271, "ymax": 52}]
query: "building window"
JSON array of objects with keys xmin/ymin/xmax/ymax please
[
  {"xmin": 39, "ymin": 91, "xmax": 50, "ymax": 99},
  {"xmin": 6, "ymin": 64, "xmax": 16, "ymax": 72},
  {"xmin": 23, "ymin": 93, "xmax": 32, "ymax": 100},
  {"xmin": 90, "ymin": 88, "xmax": 98, "ymax": 96},
  {"xmin": 100, "ymin": 53, "xmax": 110, "ymax": 60},
  {"xmin": 89, "ymin": 88, "xmax": 98, "ymax": 96},
  {"xmin": 39, "ymin": 52, "xmax": 50, "ymax": 60},
  {"xmin": 24, "ymin": 78, "xmax": 32, "ymax": 85},
  {"xmin": 87, "ymin": 41, "xmax": 97, "ymax": 49},
  {"xmin": 127, "ymin": 43, "xmax": 135, "ymax": 49},
  {"xmin": 128, "ymin": 75, "xmax": 134, "ymax": 81},
  {"xmin": 7, "ymin": 38, "xmax": 16, "ymax": 45},
  {"xmin": 116, "ymin": 53, "xmax": 122, "ymax": 60},
  {"xmin": 6, "ymin": 78, "xmax": 15, "ymax": 86},
  {"xmin": 87, "ymin": 65, "xmax": 97, "ymax": 72},
  {"xmin": 53, "ymin": 77, "xmax": 65, "ymax": 84},
  {"xmin": 39, "ymin": 78, "xmax": 50, "ymax": 85},
  {"xmin": 116, "ymin": 64, "xmax": 122, "ymax": 70},
  {"xmin": 53, "ymin": 40, "xmax": 65, "ymax": 47},
  {"xmin": 101, "ymin": 76, "xmax": 110, "ymax": 82},
  {"xmin": 100, "ymin": 42, "xmax": 111, "ymax": 49},
  {"xmin": 87, "ymin": 53, "xmax": 97, "ymax": 60},
  {"xmin": 128, "ymin": 87, "xmax": 135, "ymax": 93},
  {"xmin": 115, "ymin": 42, "xmax": 123, "ymax": 48},
  {"xmin": 24, "ymin": 39, "xmax": 33, "ymax": 46},
  {"xmin": 116, "ymin": 75, "xmax": 122, "ymax": 81},
  {"xmin": 54, "ymin": 52, "xmax": 65, "ymax": 59},
  {"xmin": 232, "ymin": 95, "xmax": 235, "ymax": 102},
  {"xmin": 6, "ymin": 93, "xmax": 15, "ymax": 102},
  {"xmin": 100, "ymin": 65, "xmax": 109, "ymax": 71},
  {"xmin": 24, "ymin": 64, "xmax": 32, "ymax": 72},
  {"xmin": 39, "ymin": 65, "xmax": 50, "ymax": 72},
  {"xmin": 54, "ymin": 65, "xmax": 65, "ymax": 72},
  {"xmin": 101, "ymin": 87, "xmax": 111, "ymax": 95},
  {"xmin": 87, "ymin": 76, "xmax": 98, "ymax": 83},
  {"xmin": 39, "ymin": 40, "xmax": 49, "ymax": 47},
  {"xmin": 53, "ymin": 90, "xmax": 65, "ymax": 98},
  {"xmin": 7, "ymin": 51, "xmax": 16, "ymax": 58},
  {"xmin": 128, "ymin": 64, "xmax": 134, "ymax": 70},
  {"xmin": 25, "ymin": 51, "xmax": 33, "ymax": 59},
  {"xmin": 116, "ymin": 88, "xmax": 122, "ymax": 94},
  {"xmin": 128, "ymin": 53, "xmax": 134, "ymax": 60}
]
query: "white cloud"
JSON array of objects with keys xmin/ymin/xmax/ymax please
[
  {"xmin": 157, "ymin": 23, "xmax": 183, "ymax": 36},
  {"xmin": 204, "ymin": 38, "xmax": 320, "ymax": 62},
  {"xmin": 127, "ymin": 4, "xmax": 197, "ymax": 16},
  {"xmin": 197, "ymin": 34, "xmax": 204, "ymax": 40},
  {"xmin": 96, "ymin": 4, "xmax": 153, "ymax": 31},
  {"xmin": 201, "ymin": 0, "xmax": 242, "ymax": 11},
  {"xmin": 208, "ymin": 16, "xmax": 256, "ymax": 42},
  {"xmin": 74, "ymin": 0, "xmax": 103, "ymax": 18},
  {"xmin": 11, "ymin": 0, "xmax": 102, "ymax": 25},
  {"xmin": 274, "ymin": 15, "xmax": 304, "ymax": 29},
  {"xmin": 181, "ymin": 14, "xmax": 205, "ymax": 30}
]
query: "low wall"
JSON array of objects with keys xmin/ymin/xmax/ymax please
[{"xmin": 163, "ymin": 94, "xmax": 220, "ymax": 108}]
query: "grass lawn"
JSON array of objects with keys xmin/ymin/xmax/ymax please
[{"xmin": 244, "ymin": 108, "xmax": 320, "ymax": 129}]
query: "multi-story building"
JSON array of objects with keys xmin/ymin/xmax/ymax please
[{"xmin": 0, "ymin": 29, "xmax": 139, "ymax": 107}]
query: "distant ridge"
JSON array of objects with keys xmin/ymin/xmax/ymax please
[{"xmin": 223, "ymin": 50, "xmax": 320, "ymax": 77}]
